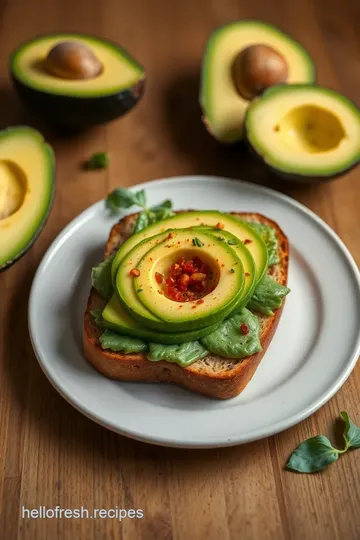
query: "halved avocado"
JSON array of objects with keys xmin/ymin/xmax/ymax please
[
  {"xmin": 200, "ymin": 20, "xmax": 315, "ymax": 143},
  {"xmin": 0, "ymin": 127, "xmax": 55, "ymax": 271},
  {"xmin": 245, "ymin": 85, "xmax": 360, "ymax": 181},
  {"xmin": 10, "ymin": 34, "xmax": 145, "ymax": 128}
]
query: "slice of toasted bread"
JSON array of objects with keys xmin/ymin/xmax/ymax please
[{"xmin": 83, "ymin": 211, "xmax": 289, "ymax": 399}]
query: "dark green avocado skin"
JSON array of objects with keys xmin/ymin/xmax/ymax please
[
  {"xmin": 245, "ymin": 139, "xmax": 360, "ymax": 185},
  {"xmin": 11, "ymin": 76, "xmax": 145, "ymax": 128},
  {"xmin": 0, "ymin": 127, "xmax": 55, "ymax": 273}
]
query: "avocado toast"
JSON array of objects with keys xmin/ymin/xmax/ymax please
[{"xmin": 84, "ymin": 206, "xmax": 290, "ymax": 399}]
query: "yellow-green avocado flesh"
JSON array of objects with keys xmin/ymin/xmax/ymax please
[
  {"xmin": 132, "ymin": 229, "xmax": 244, "ymax": 331},
  {"xmin": 0, "ymin": 127, "xmax": 55, "ymax": 271},
  {"xmin": 111, "ymin": 210, "xmax": 268, "ymax": 284},
  {"xmin": 200, "ymin": 20, "xmax": 315, "ymax": 143},
  {"xmin": 245, "ymin": 85, "xmax": 360, "ymax": 179}
]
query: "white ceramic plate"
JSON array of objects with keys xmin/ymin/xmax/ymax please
[{"xmin": 29, "ymin": 176, "xmax": 360, "ymax": 448}]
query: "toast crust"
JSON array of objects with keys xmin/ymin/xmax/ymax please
[{"xmin": 84, "ymin": 211, "xmax": 289, "ymax": 399}]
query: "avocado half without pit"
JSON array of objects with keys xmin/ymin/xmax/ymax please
[
  {"xmin": 0, "ymin": 126, "xmax": 55, "ymax": 272},
  {"xmin": 245, "ymin": 85, "xmax": 360, "ymax": 182},
  {"xmin": 9, "ymin": 34, "xmax": 145, "ymax": 128},
  {"xmin": 200, "ymin": 20, "xmax": 315, "ymax": 143}
]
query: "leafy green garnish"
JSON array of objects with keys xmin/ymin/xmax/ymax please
[
  {"xmin": 148, "ymin": 341, "xmax": 208, "ymax": 367},
  {"xmin": 201, "ymin": 309, "xmax": 262, "ymax": 359},
  {"xmin": 248, "ymin": 222, "xmax": 280, "ymax": 265},
  {"xmin": 91, "ymin": 253, "xmax": 115, "ymax": 301},
  {"xmin": 287, "ymin": 411, "xmax": 360, "ymax": 473},
  {"xmin": 247, "ymin": 275, "xmax": 290, "ymax": 316},
  {"xmin": 86, "ymin": 152, "xmax": 109, "ymax": 170},
  {"xmin": 99, "ymin": 330, "xmax": 148, "ymax": 353},
  {"xmin": 227, "ymin": 239, "xmax": 238, "ymax": 246},
  {"xmin": 341, "ymin": 411, "xmax": 360, "ymax": 449},
  {"xmin": 192, "ymin": 237, "xmax": 204, "ymax": 247},
  {"xmin": 90, "ymin": 309, "xmax": 106, "ymax": 327},
  {"xmin": 286, "ymin": 436, "xmax": 340, "ymax": 473},
  {"xmin": 106, "ymin": 187, "xmax": 174, "ymax": 232}
]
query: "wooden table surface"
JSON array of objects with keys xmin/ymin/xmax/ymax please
[{"xmin": 1, "ymin": 0, "xmax": 360, "ymax": 538}]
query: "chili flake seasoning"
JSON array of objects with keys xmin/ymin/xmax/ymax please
[
  {"xmin": 165, "ymin": 255, "xmax": 212, "ymax": 302},
  {"xmin": 129, "ymin": 268, "xmax": 140, "ymax": 277},
  {"xmin": 240, "ymin": 323, "xmax": 249, "ymax": 335}
]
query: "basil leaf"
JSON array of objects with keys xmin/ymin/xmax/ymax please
[
  {"xmin": 286, "ymin": 435, "xmax": 339, "ymax": 473},
  {"xmin": 99, "ymin": 330, "xmax": 148, "ymax": 353},
  {"xmin": 133, "ymin": 189, "xmax": 146, "ymax": 208},
  {"xmin": 150, "ymin": 199, "xmax": 172, "ymax": 212},
  {"xmin": 91, "ymin": 253, "xmax": 115, "ymax": 301},
  {"xmin": 86, "ymin": 152, "xmax": 109, "ymax": 170},
  {"xmin": 201, "ymin": 309, "xmax": 262, "ymax": 359},
  {"xmin": 106, "ymin": 187, "xmax": 146, "ymax": 212},
  {"xmin": 247, "ymin": 275, "xmax": 290, "ymax": 316},
  {"xmin": 134, "ymin": 211, "xmax": 150, "ymax": 233},
  {"xmin": 148, "ymin": 341, "xmax": 208, "ymax": 367},
  {"xmin": 247, "ymin": 222, "xmax": 280, "ymax": 266},
  {"xmin": 150, "ymin": 207, "xmax": 174, "ymax": 222},
  {"xmin": 341, "ymin": 411, "xmax": 360, "ymax": 449}
]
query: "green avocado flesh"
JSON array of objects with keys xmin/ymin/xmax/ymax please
[
  {"xmin": 245, "ymin": 85, "xmax": 360, "ymax": 178},
  {"xmin": 111, "ymin": 210, "xmax": 268, "ymax": 284},
  {"xmin": 200, "ymin": 20, "xmax": 315, "ymax": 143},
  {"xmin": 91, "ymin": 209, "xmax": 288, "ymax": 366},
  {"xmin": 0, "ymin": 127, "xmax": 55, "ymax": 271}
]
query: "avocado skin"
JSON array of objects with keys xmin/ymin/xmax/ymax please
[
  {"xmin": 0, "ymin": 127, "xmax": 55, "ymax": 273},
  {"xmin": 245, "ymin": 137, "xmax": 360, "ymax": 185},
  {"xmin": 11, "ymin": 76, "xmax": 145, "ymax": 129}
]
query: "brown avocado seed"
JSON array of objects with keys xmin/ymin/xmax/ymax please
[
  {"xmin": 45, "ymin": 41, "xmax": 102, "ymax": 80},
  {"xmin": 232, "ymin": 44, "xmax": 288, "ymax": 100}
]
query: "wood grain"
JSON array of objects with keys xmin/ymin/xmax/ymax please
[{"xmin": 0, "ymin": 0, "xmax": 359, "ymax": 538}]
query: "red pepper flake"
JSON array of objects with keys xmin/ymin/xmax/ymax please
[
  {"xmin": 167, "ymin": 232, "xmax": 174, "ymax": 239},
  {"xmin": 178, "ymin": 305, "xmax": 183, "ymax": 309},
  {"xmin": 221, "ymin": 263, "xmax": 225, "ymax": 268},
  {"xmin": 158, "ymin": 289, "xmax": 164, "ymax": 295},
  {"xmin": 245, "ymin": 272, "xmax": 250, "ymax": 277},
  {"xmin": 129, "ymin": 268, "xmax": 140, "ymax": 277},
  {"xmin": 196, "ymin": 299, "xmax": 204, "ymax": 305},
  {"xmin": 215, "ymin": 222, "xmax": 224, "ymax": 229},
  {"xmin": 192, "ymin": 305, "xmax": 197, "ymax": 309},
  {"xmin": 155, "ymin": 272, "xmax": 163, "ymax": 284},
  {"xmin": 243, "ymin": 239, "xmax": 252, "ymax": 245},
  {"xmin": 149, "ymin": 257, "xmax": 153, "ymax": 261},
  {"xmin": 240, "ymin": 323, "xmax": 249, "ymax": 335}
]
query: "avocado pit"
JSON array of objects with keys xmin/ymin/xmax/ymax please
[
  {"xmin": 44, "ymin": 41, "xmax": 102, "ymax": 80},
  {"xmin": 0, "ymin": 161, "xmax": 26, "ymax": 220},
  {"xmin": 233, "ymin": 44, "xmax": 288, "ymax": 100}
]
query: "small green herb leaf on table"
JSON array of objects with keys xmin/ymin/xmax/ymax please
[
  {"xmin": 286, "ymin": 435, "xmax": 340, "ymax": 473},
  {"xmin": 341, "ymin": 411, "xmax": 360, "ymax": 449}
]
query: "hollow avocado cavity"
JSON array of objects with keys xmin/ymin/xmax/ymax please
[{"xmin": 276, "ymin": 105, "xmax": 346, "ymax": 153}]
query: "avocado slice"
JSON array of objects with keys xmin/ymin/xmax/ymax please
[
  {"xmin": 111, "ymin": 210, "xmax": 268, "ymax": 285},
  {"xmin": 9, "ymin": 34, "xmax": 145, "ymax": 128},
  {"xmin": 102, "ymin": 295, "xmax": 222, "ymax": 344},
  {"xmin": 131, "ymin": 229, "xmax": 244, "ymax": 331},
  {"xmin": 200, "ymin": 20, "xmax": 315, "ymax": 143},
  {"xmin": 0, "ymin": 127, "xmax": 55, "ymax": 271},
  {"xmin": 245, "ymin": 84, "xmax": 360, "ymax": 180}
]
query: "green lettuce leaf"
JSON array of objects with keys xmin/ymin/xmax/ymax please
[
  {"xmin": 148, "ymin": 341, "xmax": 208, "ymax": 367},
  {"xmin": 248, "ymin": 222, "xmax": 280, "ymax": 265},
  {"xmin": 247, "ymin": 275, "xmax": 290, "ymax": 316},
  {"xmin": 201, "ymin": 309, "xmax": 262, "ymax": 359},
  {"xmin": 99, "ymin": 330, "xmax": 148, "ymax": 353},
  {"xmin": 91, "ymin": 253, "xmax": 115, "ymax": 301}
]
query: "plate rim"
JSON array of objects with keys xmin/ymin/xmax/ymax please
[{"xmin": 28, "ymin": 175, "xmax": 360, "ymax": 448}]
